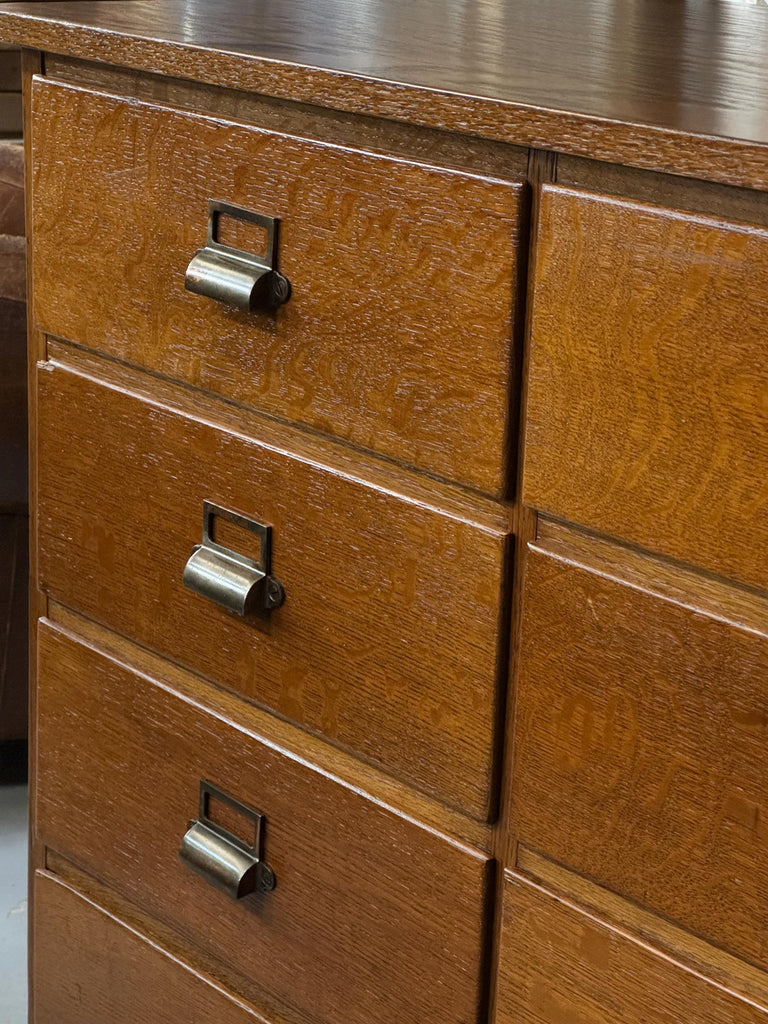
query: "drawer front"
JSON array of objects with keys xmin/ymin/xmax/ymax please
[
  {"xmin": 31, "ymin": 78, "xmax": 523, "ymax": 495},
  {"xmin": 512, "ymin": 543, "xmax": 768, "ymax": 969},
  {"xmin": 34, "ymin": 872, "xmax": 271, "ymax": 1024},
  {"xmin": 36, "ymin": 622, "xmax": 491, "ymax": 1024},
  {"xmin": 524, "ymin": 185, "xmax": 768, "ymax": 590},
  {"xmin": 37, "ymin": 359, "xmax": 508, "ymax": 818},
  {"xmin": 496, "ymin": 876, "xmax": 767, "ymax": 1024}
]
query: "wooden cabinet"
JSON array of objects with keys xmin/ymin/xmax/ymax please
[
  {"xmin": 525, "ymin": 185, "xmax": 768, "ymax": 590},
  {"xmin": 30, "ymin": 78, "xmax": 523, "ymax": 495},
  {"xmin": 3, "ymin": 2, "xmax": 768, "ymax": 1023},
  {"xmin": 34, "ymin": 873, "xmax": 276, "ymax": 1024},
  {"xmin": 37, "ymin": 621, "xmax": 491, "ymax": 1024}
]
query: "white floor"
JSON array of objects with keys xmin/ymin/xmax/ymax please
[{"xmin": 0, "ymin": 785, "xmax": 28, "ymax": 1024}]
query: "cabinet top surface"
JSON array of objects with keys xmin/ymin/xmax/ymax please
[{"xmin": 2, "ymin": 0, "xmax": 768, "ymax": 186}]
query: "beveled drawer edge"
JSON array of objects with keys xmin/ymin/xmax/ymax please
[
  {"xmin": 42, "ymin": 338, "xmax": 515, "ymax": 536},
  {"xmin": 38, "ymin": 859, "xmax": 304, "ymax": 1024},
  {"xmin": 42, "ymin": 55, "xmax": 530, "ymax": 183},
  {"xmin": 43, "ymin": 604, "xmax": 495, "ymax": 855},
  {"xmin": 542, "ymin": 181, "xmax": 768, "ymax": 237},
  {"xmin": 511, "ymin": 848, "xmax": 768, "ymax": 1014},
  {"xmin": 533, "ymin": 517, "xmax": 768, "ymax": 636}
]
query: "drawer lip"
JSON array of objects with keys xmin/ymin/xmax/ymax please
[
  {"xmin": 5, "ymin": 6, "xmax": 768, "ymax": 191},
  {"xmin": 36, "ymin": 355, "xmax": 511, "ymax": 820},
  {"xmin": 34, "ymin": 869, "xmax": 277, "ymax": 1024},
  {"xmin": 30, "ymin": 77, "xmax": 524, "ymax": 496},
  {"xmin": 36, "ymin": 620, "xmax": 493, "ymax": 1024},
  {"xmin": 524, "ymin": 183, "xmax": 768, "ymax": 592},
  {"xmin": 496, "ymin": 872, "xmax": 768, "ymax": 1022},
  {"xmin": 510, "ymin": 536, "xmax": 768, "ymax": 973}
]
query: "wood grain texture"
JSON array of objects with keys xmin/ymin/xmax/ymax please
[
  {"xmin": 2, "ymin": 0, "xmax": 768, "ymax": 188},
  {"xmin": 22, "ymin": 48, "xmax": 45, "ymax": 1024},
  {"xmin": 48, "ymin": 599, "xmax": 494, "ymax": 853},
  {"xmin": 43, "ymin": 852, "xmax": 316, "ymax": 1024},
  {"xmin": 518, "ymin": 847, "xmax": 768, "ymax": 1016},
  {"xmin": 510, "ymin": 538, "xmax": 768, "ymax": 971},
  {"xmin": 496, "ymin": 874, "xmax": 768, "ymax": 1024},
  {"xmin": 44, "ymin": 55, "xmax": 529, "ymax": 180},
  {"xmin": 524, "ymin": 185, "xmax": 768, "ymax": 592},
  {"xmin": 36, "ymin": 620, "xmax": 492, "ymax": 1024},
  {"xmin": 34, "ymin": 871, "xmax": 276, "ymax": 1024},
  {"xmin": 557, "ymin": 153, "xmax": 768, "ymax": 228},
  {"xmin": 31, "ymin": 78, "xmax": 523, "ymax": 494},
  {"xmin": 36, "ymin": 356, "xmax": 510, "ymax": 820}
]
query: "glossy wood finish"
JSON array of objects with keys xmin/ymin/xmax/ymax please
[
  {"xmin": 524, "ymin": 185, "xmax": 768, "ymax": 591},
  {"xmin": 34, "ymin": 871, "xmax": 276, "ymax": 1024},
  {"xmin": 12, "ymin": 4, "xmax": 768, "ymax": 1020},
  {"xmin": 37, "ymin": 354, "xmax": 509, "ymax": 819},
  {"xmin": 31, "ymin": 78, "xmax": 522, "ymax": 494},
  {"xmin": 496, "ymin": 875, "xmax": 768, "ymax": 1024},
  {"xmin": 36, "ymin": 620, "xmax": 492, "ymax": 1024},
  {"xmin": 510, "ymin": 533, "xmax": 768, "ymax": 970},
  {"xmin": 49, "ymin": 599, "xmax": 494, "ymax": 854},
  {"xmin": 3, "ymin": 0, "xmax": 768, "ymax": 188}
]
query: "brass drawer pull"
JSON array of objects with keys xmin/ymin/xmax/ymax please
[
  {"xmin": 179, "ymin": 780, "xmax": 276, "ymax": 900},
  {"xmin": 182, "ymin": 500, "xmax": 285, "ymax": 615},
  {"xmin": 185, "ymin": 200, "xmax": 291, "ymax": 312}
]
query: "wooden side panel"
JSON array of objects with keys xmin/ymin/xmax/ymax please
[
  {"xmin": 36, "ymin": 359, "xmax": 508, "ymax": 818},
  {"xmin": 30, "ymin": 78, "xmax": 523, "ymax": 494},
  {"xmin": 36, "ymin": 621, "xmax": 491, "ymax": 1024},
  {"xmin": 496, "ymin": 875, "xmax": 768, "ymax": 1024},
  {"xmin": 511, "ymin": 541, "xmax": 768, "ymax": 970},
  {"xmin": 34, "ymin": 871, "xmax": 274, "ymax": 1024},
  {"xmin": 524, "ymin": 185, "xmax": 768, "ymax": 590}
]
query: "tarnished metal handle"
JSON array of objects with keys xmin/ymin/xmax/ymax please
[
  {"xmin": 179, "ymin": 781, "xmax": 276, "ymax": 901},
  {"xmin": 183, "ymin": 501, "xmax": 285, "ymax": 616},
  {"xmin": 185, "ymin": 200, "xmax": 291, "ymax": 312}
]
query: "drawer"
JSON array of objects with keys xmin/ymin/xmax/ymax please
[
  {"xmin": 34, "ymin": 871, "xmax": 273, "ymax": 1024},
  {"xmin": 524, "ymin": 185, "xmax": 768, "ymax": 590},
  {"xmin": 36, "ymin": 621, "xmax": 491, "ymax": 1024},
  {"xmin": 37, "ymin": 355, "xmax": 509, "ymax": 818},
  {"xmin": 511, "ymin": 539, "xmax": 768, "ymax": 970},
  {"xmin": 30, "ymin": 77, "xmax": 523, "ymax": 495},
  {"xmin": 496, "ymin": 875, "xmax": 767, "ymax": 1024}
]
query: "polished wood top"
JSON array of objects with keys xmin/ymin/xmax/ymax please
[{"xmin": 2, "ymin": 0, "xmax": 768, "ymax": 187}]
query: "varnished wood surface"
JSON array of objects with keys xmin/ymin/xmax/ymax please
[
  {"xmin": 524, "ymin": 185, "xmax": 768, "ymax": 592},
  {"xmin": 44, "ymin": 852, "xmax": 316, "ymax": 1024},
  {"xmin": 34, "ymin": 872, "xmax": 277, "ymax": 1024},
  {"xmin": 36, "ymin": 352, "xmax": 510, "ymax": 819},
  {"xmin": 49, "ymin": 599, "xmax": 494, "ymax": 853},
  {"xmin": 510, "ymin": 533, "xmax": 768, "ymax": 972},
  {"xmin": 517, "ymin": 846, "xmax": 768, "ymax": 1015},
  {"xmin": 2, "ymin": 0, "xmax": 768, "ymax": 188},
  {"xmin": 496, "ymin": 875, "xmax": 768, "ymax": 1024},
  {"xmin": 36, "ymin": 620, "xmax": 492, "ymax": 1024},
  {"xmin": 31, "ymin": 78, "xmax": 523, "ymax": 495}
]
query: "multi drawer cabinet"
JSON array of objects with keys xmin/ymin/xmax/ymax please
[{"xmin": 3, "ymin": 1, "xmax": 768, "ymax": 1021}]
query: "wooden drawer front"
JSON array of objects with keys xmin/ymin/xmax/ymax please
[
  {"xmin": 496, "ymin": 876, "xmax": 767, "ymax": 1024},
  {"xmin": 512, "ymin": 543, "xmax": 768, "ymax": 969},
  {"xmin": 34, "ymin": 872, "xmax": 272, "ymax": 1024},
  {"xmin": 525, "ymin": 185, "xmax": 768, "ymax": 590},
  {"xmin": 36, "ymin": 622, "xmax": 491, "ymax": 1024},
  {"xmin": 31, "ymin": 78, "xmax": 523, "ymax": 495},
  {"xmin": 37, "ymin": 358, "xmax": 508, "ymax": 818}
]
